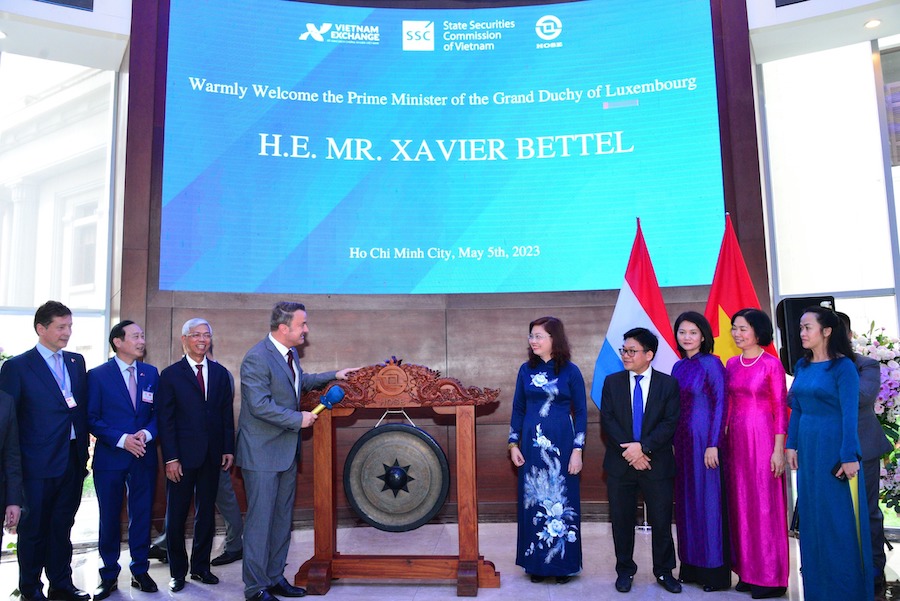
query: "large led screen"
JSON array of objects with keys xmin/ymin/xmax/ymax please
[{"xmin": 160, "ymin": 0, "xmax": 724, "ymax": 294}]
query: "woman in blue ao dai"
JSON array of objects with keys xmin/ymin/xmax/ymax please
[
  {"xmin": 671, "ymin": 312, "xmax": 731, "ymax": 592},
  {"xmin": 785, "ymin": 307, "xmax": 872, "ymax": 601},
  {"xmin": 508, "ymin": 316, "xmax": 587, "ymax": 584}
]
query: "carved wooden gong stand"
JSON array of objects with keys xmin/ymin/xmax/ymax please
[{"xmin": 294, "ymin": 359, "xmax": 501, "ymax": 596}]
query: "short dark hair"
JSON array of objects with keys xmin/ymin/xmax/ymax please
[
  {"xmin": 673, "ymin": 311, "xmax": 715, "ymax": 357},
  {"xmin": 527, "ymin": 316, "xmax": 571, "ymax": 373},
  {"xmin": 109, "ymin": 320, "xmax": 136, "ymax": 352},
  {"xmin": 623, "ymin": 327, "xmax": 658, "ymax": 357},
  {"xmin": 270, "ymin": 301, "xmax": 306, "ymax": 331},
  {"xmin": 731, "ymin": 308, "xmax": 774, "ymax": 347},
  {"xmin": 33, "ymin": 300, "xmax": 72, "ymax": 332}
]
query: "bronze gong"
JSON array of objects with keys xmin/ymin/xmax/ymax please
[{"xmin": 343, "ymin": 423, "xmax": 450, "ymax": 532}]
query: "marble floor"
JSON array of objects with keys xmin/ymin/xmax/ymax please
[{"xmin": 1, "ymin": 522, "xmax": 897, "ymax": 600}]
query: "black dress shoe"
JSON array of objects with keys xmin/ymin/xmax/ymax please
[
  {"xmin": 247, "ymin": 591, "xmax": 280, "ymax": 601},
  {"xmin": 211, "ymin": 549, "xmax": 243, "ymax": 566},
  {"xmin": 703, "ymin": 585, "xmax": 722, "ymax": 592},
  {"xmin": 93, "ymin": 579, "xmax": 118, "ymax": 601},
  {"xmin": 148, "ymin": 545, "xmax": 168, "ymax": 563},
  {"xmin": 131, "ymin": 572, "xmax": 158, "ymax": 592},
  {"xmin": 190, "ymin": 571, "xmax": 220, "ymax": 585},
  {"xmin": 20, "ymin": 592, "xmax": 49, "ymax": 601},
  {"xmin": 529, "ymin": 574, "xmax": 545, "ymax": 583},
  {"xmin": 556, "ymin": 576, "xmax": 572, "ymax": 584},
  {"xmin": 169, "ymin": 578, "xmax": 185, "ymax": 592},
  {"xmin": 751, "ymin": 585, "xmax": 786, "ymax": 599},
  {"xmin": 47, "ymin": 586, "xmax": 91, "ymax": 601},
  {"xmin": 269, "ymin": 578, "xmax": 306, "ymax": 597},
  {"xmin": 615, "ymin": 574, "xmax": 633, "ymax": 593},
  {"xmin": 735, "ymin": 580, "xmax": 752, "ymax": 593},
  {"xmin": 657, "ymin": 573, "xmax": 683, "ymax": 594}
]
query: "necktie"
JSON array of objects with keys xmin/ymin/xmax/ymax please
[
  {"xmin": 55, "ymin": 353, "xmax": 75, "ymax": 441},
  {"xmin": 127, "ymin": 366, "xmax": 137, "ymax": 409},
  {"xmin": 196, "ymin": 364, "xmax": 205, "ymax": 398},
  {"xmin": 287, "ymin": 350, "xmax": 296, "ymax": 381},
  {"xmin": 52, "ymin": 353, "xmax": 66, "ymax": 393},
  {"xmin": 632, "ymin": 374, "xmax": 644, "ymax": 441}
]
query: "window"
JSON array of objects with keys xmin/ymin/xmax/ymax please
[
  {"xmin": 0, "ymin": 52, "xmax": 114, "ymax": 366},
  {"xmin": 762, "ymin": 43, "xmax": 895, "ymax": 305}
]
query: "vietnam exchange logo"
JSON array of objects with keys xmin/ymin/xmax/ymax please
[
  {"xmin": 535, "ymin": 15, "xmax": 562, "ymax": 49},
  {"xmin": 300, "ymin": 23, "xmax": 332, "ymax": 42},
  {"xmin": 402, "ymin": 21, "xmax": 434, "ymax": 51},
  {"xmin": 300, "ymin": 22, "xmax": 380, "ymax": 45}
]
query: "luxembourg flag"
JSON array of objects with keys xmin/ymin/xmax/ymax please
[{"xmin": 590, "ymin": 219, "xmax": 679, "ymax": 408}]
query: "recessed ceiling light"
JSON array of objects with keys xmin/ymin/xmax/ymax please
[{"xmin": 865, "ymin": 19, "xmax": 882, "ymax": 29}]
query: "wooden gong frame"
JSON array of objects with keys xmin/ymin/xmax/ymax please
[{"xmin": 294, "ymin": 361, "xmax": 501, "ymax": 596}]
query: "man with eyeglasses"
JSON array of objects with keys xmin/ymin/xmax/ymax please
[
  {"xmin": 156, "ymin": 318, "xmax": 235, "ymax": 593},
  {"xmin": 600, "ymin": 327, "xmax": 681, "ymax": 595}
]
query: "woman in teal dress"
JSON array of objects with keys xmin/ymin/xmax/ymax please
[
  {"xmin": 508, "ymin": 316, "xmax": 586, "ymax": 584},
  {"xmin": 785, "ymin": 306, "xmax": 872, "ymax": 601}
]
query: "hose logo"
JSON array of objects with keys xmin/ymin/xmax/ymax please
[{"xmin": 535, "ymin": 16, "xmax": 562, "ymax": 41}]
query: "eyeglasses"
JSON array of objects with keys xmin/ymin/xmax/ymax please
[
  {"xmin": 528, "ymin": 334, "xmax": 551, "ymax": 341},
  {"xmin": 618, "ymin": 348, "xmax": 647, "ymax": 357},
  {"xmin": 187, "ymin": 333, "xmax": 212, "ymax": 340}
]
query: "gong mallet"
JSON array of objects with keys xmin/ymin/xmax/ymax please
[{"xmin": 311, "ymin": 385, "xmax": 345, "ymax": 415}]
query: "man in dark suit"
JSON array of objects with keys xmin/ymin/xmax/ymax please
[
  {"xmin": 87, "ymin": 320, "xmax": 160, "ymax": 599},
  {"xmin": 837, "ymin": 312, "xmax": 892, "ymax": 592},
  {"xmin": 146, "ymin": 343, "xmax": 244, "ymax": 567},
  {"xmin": 238, "ymin": 301, "xmax": 358, "ymax": 601},
  {"xmin": 0, "ymin": 300, "xmax": 90, "ymax": 601},
  {"xmin": 0, "ymin": 387, "xmax": 23, "ymax": 548},
  {"xmin": 600, "ymin": 327, "xmax": 681, "ymax": 595},
  {"xmin": 156, "ymin": 318, "xmax": 235, "ymax": 593}
]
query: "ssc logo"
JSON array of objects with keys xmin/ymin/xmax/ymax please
[
  {"xmin": 402, "ymin": 21, "xmax": 434, "ymax": 51},
  {"xmin": 535, "ymin": 15, "xmax": 562, "ymax": 41}
]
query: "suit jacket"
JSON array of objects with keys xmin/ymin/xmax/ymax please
[
  {"xmin": 600, "ymin": 368, "xmax": 680, "ymax": 480},
  {"xmin": 0, "ymin": 347, "xmax": 88, "ymax": 480},
  {"xmin": 0, "ymin": 389, "xmax": 23, "ymax": 510},
  {"xmin": 856, "ymin": 353, "xmax": 892, "ymax": 461},
  {"xmin": 87, "ymin": 358, "xmax": 159, "ymax": 471},
  {"xmin": 156, "ymin": 357, "xmax": 234, "ymax": 470},
  {"xmin": 237, "ymin": 337, "xmax": 335, "ymax": 472}
]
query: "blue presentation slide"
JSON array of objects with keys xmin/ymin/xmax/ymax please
[{"xmin": 160, "ymin": 0, "xmax": 724, "ymax": 294}]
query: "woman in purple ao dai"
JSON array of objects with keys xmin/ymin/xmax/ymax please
[{"xmin": 671, "ymin": 311, "xmax": 730, "ymax": 592}]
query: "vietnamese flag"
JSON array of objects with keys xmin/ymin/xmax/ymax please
[{"xmin": 703, "ymin": 214, "xmax": 777, "ymax": 364}]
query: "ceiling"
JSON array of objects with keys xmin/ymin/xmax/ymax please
[
  {"xmin": 2, "ymin": 1, "xmax": 900, "ymax": 71},
  {"xmin": 749, "ymin": 0, "xmax": 900, "ymax": 63}
]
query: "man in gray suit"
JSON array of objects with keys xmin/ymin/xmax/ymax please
[
  {"xmin": 837, "ymin": 312, "xmax": 891, "ymax": 592},
  {"xmin": 237, "ymin": 301, "xmax": 359, "ymax": 601}
]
